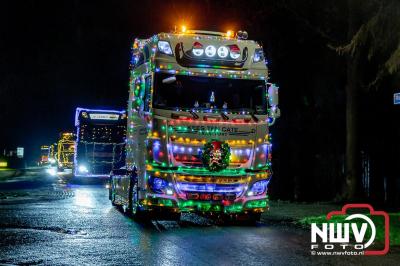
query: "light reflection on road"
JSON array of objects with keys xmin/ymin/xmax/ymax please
[{"xmin": 74, "ymin": 189, "xmax": 95, "ymax": 208}]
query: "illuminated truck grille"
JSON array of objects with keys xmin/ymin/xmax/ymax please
[{"xmin": 170, "ymin": 143, "xmax": 252, "ymax": 168}]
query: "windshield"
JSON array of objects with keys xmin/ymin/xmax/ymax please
[
  {"xmin": 153, "ymin": 73, "xmax": 267, "ymax": 113},
  {"xmin": 78, "ymin": 123, "xmax": 125, "ymax": 143}
]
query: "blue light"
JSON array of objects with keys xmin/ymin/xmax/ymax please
[
  {"xmin": 248, "ymin": 180, "xmax": 269, "ymax": 196},
  {"xmin": 153, "ymin": 141, "xmax": 161, "ymax": 150},
  {"xmin": 177, "ymin": 182, "xmax": 244, "ymax": 195},
  {"xmin": 149, "ymin": 176, "xmax": 168, "ymax": 193}
]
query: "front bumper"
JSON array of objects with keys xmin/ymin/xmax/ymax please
[
  {"xmin": 140, "ymin": 169, "xmax": 270, "ymax": 214},
  {"xmin": 141, "ymin": 196, "xmax": 268, "ymax": 213}
]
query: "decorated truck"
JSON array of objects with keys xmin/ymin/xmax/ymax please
[
  {"xmin": 109, "ymin": 28, "xmax": 280, "ymax": 221},
  {"xmin": 74, "ymin": 108, "xmax": 126, "ymax": 177},
  {"xmin": 57, "ymin": 132, "xmax": 75, "ymax": 171},
  {"xmin": 39, "ymin": 145, "xmax": 50, "ymax": 166}
]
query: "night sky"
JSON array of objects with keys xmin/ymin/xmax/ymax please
[{"xmin": 1, "ymin": 0, "xmax": 299, "ymax": 162}]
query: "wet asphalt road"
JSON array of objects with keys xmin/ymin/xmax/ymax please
[{"xmin": 0, "ymin": 173, "xmax": 399, "ymax": 266}]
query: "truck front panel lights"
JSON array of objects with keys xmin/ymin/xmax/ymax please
[
  {"xmin": 205, "ymin": 45, "xmax": 216, "ymax": 57},
  {"xmin": 229, "ymin": 45, "xmax": 241, "ymax": 59},
  {"xmin": 192, "ymin": 42, "xmax": 204, "ymax": 56},
  {"xmin": 217, "ymin": 46, "xmax": 229, "ymax": 58}
]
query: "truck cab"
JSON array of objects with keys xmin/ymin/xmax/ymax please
[{"xmin": 110, "ymin": 29, "xmax": 280, "ymax": 221}]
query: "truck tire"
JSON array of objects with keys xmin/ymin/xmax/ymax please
[
  {"xmin": 243, "ymin": 212, "xmax": 261, "ymax": 225},
  {"xmin": 110, "ymin": 176, "xmax": 117, "ymax": 206},
  {"xmin": 127, "ymin": 168, "xmax": 139, "ymax": 218}
]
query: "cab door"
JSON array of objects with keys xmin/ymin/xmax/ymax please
[{"xmin": 135, "ymin": 74, "xmax": 152, "ymax": 192}]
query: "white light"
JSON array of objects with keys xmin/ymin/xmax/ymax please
[
  {"xmin": 49, "ymin": 158, "xmax": 56, "ymax": 163},
  {"xmin": 78, "ymin": 165, "xmax": 89, "ymax": 173},
  {"xmin": 217, "ymin": 46, "xmax": 229, "ymax": 58},
  {"xmin": 205, "ymin": 45, "xmax": 216, "ymax": 57},
  {"xmin": 158, "ymin": 41, "xmax": 173, "ymax": 55},
  {"xmin": 75, "ymin": 190, "xmax": 94, "ymax": 208},
  {"xmin": 89, "ymin": 113, "xmax": 119, "ymax": 120},
  {"xmin": 46, "ymin": 168, "xmax": 57, "ymax": 176},
  {"xmin": 166, "ymin": 189, "xmax": 174, "ymax": 195},
  {"xmin": 230, "ymin": 51, "xmax": 240, "ymax": 59},
  {"xmin": 247, "ymin": 191, "xmax": 254, "ymax": 196},
  {"xmin": 193, "ymin": 48, "xmax": 204, "ymax": 56}
]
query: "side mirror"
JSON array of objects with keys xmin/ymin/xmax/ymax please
[
  {"xmin": 268, "ymin": 84, "xmax": 279, "ymax": 107},
  {"xmin": 162, "ymin": 76, "xmax": 176, "ymax": 84}
]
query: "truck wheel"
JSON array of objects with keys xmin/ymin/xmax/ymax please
[
  {"xmin": 110, "ymin": 177, "xmax": 117, "ymax": 206},
  {"xmin": 133, "ymin": 209, "xmax": 149, "ymax": 222},
  {"xmin": 244, "ymin": 212, "xmax": 261, "ymax": 225},
  {"xmin": 165, "ymin": 212, "xmax": 181, "ymax": 221},
  {"xmin": 126, "ymin": 169, "xmax": 138, "ymax": 218}
]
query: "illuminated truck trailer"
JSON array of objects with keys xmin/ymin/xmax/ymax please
[
  {"xmin": 74, "ymin": 108, "xmax": 127, "ymax": 177},
  {"xmin": 109, "ymin": 28, "xmax": 280, "ymax": 221}
]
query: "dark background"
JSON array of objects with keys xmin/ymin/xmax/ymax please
[{"xmin": 1, "ymin": 0, "xmax": 399, "ymax": 204}]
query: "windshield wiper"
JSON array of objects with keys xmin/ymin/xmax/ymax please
[
  {"xmin": 220, "ymin": 112, "xmax": 229, "ymax": 121},
  {"xmin": 189, "ymin": 110, "xmax": 199, "ymax": 120},
  {"xmin": 250, "ymin": 112, "xmax": 259, "ymax": 122}
]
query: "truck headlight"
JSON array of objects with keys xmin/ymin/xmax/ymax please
[
  {"xmin": 46, "ymin": 168, "xmax": 57, "ymax": 176},
  {"xmin": 253, "ymin": 48, "xmax": 265, "ymax": 63},
  {"xmin": 78, "ymin": 165, "xmax": 89, "ymax": 173},
  {"xmin": 247, "ymin": 180, "xmax": 269, "ymax": 196},
  {"xmin": 149, "ymin": 176, "xmax": 174, "ymax": 194},
  {"xmin": 157, "ymin": 41, "xmax": 173, "ymax": 55}
]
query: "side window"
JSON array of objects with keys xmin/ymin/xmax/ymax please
[{"xmin": 143, "ymin": 76, "xmax": 152, "ymax": 112}]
